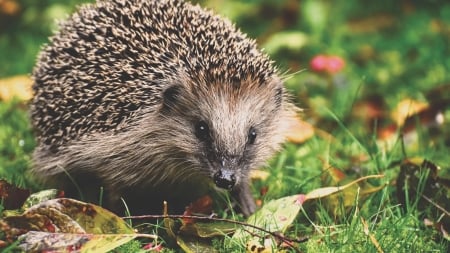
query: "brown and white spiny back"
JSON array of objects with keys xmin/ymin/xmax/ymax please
[
  {"xmin": 30, "ymin": 0, "xmax": 294, "ymax": 216},
  {"xmin": 31, "ymin": 0, "xmax": 276, "ymax": 150}
]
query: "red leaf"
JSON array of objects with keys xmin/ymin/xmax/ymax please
[
  {"xmin": 0, "ymin": 179, "xmax": 30, "ymax": 210},
  {"xmin": 183, "ymin": 195, "xmax": 213, "ymax": 224}
]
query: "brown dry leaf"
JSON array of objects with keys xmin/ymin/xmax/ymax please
[
  {"xmin": 391, "ymin": 99, "xmax": 428, "ymax": 126},
  {"xmin": 0, "ymin": 0, "xmax": 20, "ymax": 15},
  {"xmin": 285, "ymin": 116, "xmax": 315, "ymax": 143},
  {"xmin": 379, "ymin": 98, "xmax": 446, "ymax": 142},
  {"xmin": 377, "ymin": 124, "xmax": 397, "ymax": 141},
  {"xmin": 0, "ymin": 75, "xmax": 33, "ymax": 101},
  {"xmin": 0, "ymin": 179, "xmax": 30, "ymax": 210},
  {"xmin": 402, "ymin": 103, "xmax": 446, "ymax": 133},
  {"xmin": 183, "ymin": 195, "xmax": 213, "ymax": 224},
  {"xmin": 352, "ymin": 94, "xmax": 386, "ymax": 120},
  {"xmin": 324, "ymin": 165, "xmax": 347, "ymax": 184}
]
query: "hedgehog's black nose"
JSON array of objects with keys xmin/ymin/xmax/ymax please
[{"xmin": 214, "ymin": 169, "xmax": 236, "ymax": 190}]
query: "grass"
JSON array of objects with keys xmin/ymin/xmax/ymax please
[
  {"xmin": 0, "ymin": 100, "xmax": 35, "ymax": 188},
  {"xmin": 0, "ymin": 0, "xmax": 449, "ymax": 252}
]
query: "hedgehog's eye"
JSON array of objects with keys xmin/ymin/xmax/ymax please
[
  {"xmin": 195, "ymin": 120, "xmax": 210, "ymax": 141},
  {"xmin": 247, "ymin": 127, "xmax": 257, "ymax": 145}
]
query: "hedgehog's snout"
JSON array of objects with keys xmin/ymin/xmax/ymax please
[{"xmin": 214, "ymin": 169, "xmax": 236, "ymax": 190}]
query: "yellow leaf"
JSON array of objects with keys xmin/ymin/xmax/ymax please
[
  {"xmin": 250, "ymin": 169, "xmax": 270, "ymax": 181},
  {"xmin": 82, "ymin": 233, "xmax": 155, "ymax": 253},
  {"xmin": 0, "ymin": 75, "xmax": 33, "ymax": 101},
  {"xmin": 306, "ymin": 174, "xmax": 384, "ymax": 200},
  {"xmin": 233, "ymin": 194, "xmax": 305, "ymax": 241},
  {"xmin": 391, "ymin": 99, "xmax": 428, "ymax": 126},
  {"xmin": 285, "ymin": 116, "xmax": 315, "ymax": 143},
  {"xmin": 246, "ymin": 238, "xmax": 265, "ymax": 253}
]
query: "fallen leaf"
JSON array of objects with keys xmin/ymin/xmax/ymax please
[
  {"xmin": 378, "ymin": 98, "xmax": 447, "ymax": 145},
  {"xmin": 233, "ymin": 194, "xmax": 305, "ymax": 241},
  {"xmin": 285, "ymin": 116, "xmax": 315, "ymax": 143},
  {"xmin": 20, "ymin": 189, "xmax": 64, "ymax": 211},
  {"xmin": 401, "ymin": 102, "xmax": 446, "ymax": 133},
  {"xmin": 0, "ymin": 179, "xmax": 30, "ymax": 210},
  {"xmin": 391, "ymin": 99, "xmax": 428, "ymax": 126},
  {"xmin": 306, "ymin": 174, "xmax": 384, "ymax": 200},
  {"xmin": 17, "ymin": 231, "xmax": 92, "ymax": 252},
  {"xmin": 17, "ymin": 231, "xmax": 155, "ymax": 253},
  {"xmin": 352, "ymin": 94, "xmax": 388, "ymax": 125},
  {"xmin": 0, "ymin": 197, "xmax": 144, "ymax": 252},
  {"xmin": 246, "ymin": 238, "xmax": 265, "ymax": 253},
  {"xmin": 164, "ymin": 212, "xmax": 233, "ymax": 253},
  {"xmin": 0, "ymin": 75, "xmax": 33, "ymax": 101},
  {"xmin": 250, "ymin": 169, "xmax": 271, "ymax": 181},
  {"xmin": 177, "ymin": 235, "xmax": 218, "ymax": 253},
  {"xmin": 232, "ymin": 174, "xmax": 384, "ymax": 246},
  {"xmin": 183, "ymin": 195, "xmax": 213, "ymax": 224},
  {"xmin": 246, "ymin": 237, "xmax": 284, "ymax": 253},
  {"xmin": 30, "ymin": 198, "xmax": 134, "ymax": 234},
  {"xmin": 0, "ymin": 0, "xmax": 20, "ymax": 16},
  {"xmin": 377, "ymin": 124, "xmax": 397, "ymax": 140},
  {"xmin": 180, "ymin": 221, "xmax": 235, "ymax": 238}
]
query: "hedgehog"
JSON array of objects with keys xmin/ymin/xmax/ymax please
[{"xmin": 30, "ymin": 0, "xmax": 295, "ymax": 216}]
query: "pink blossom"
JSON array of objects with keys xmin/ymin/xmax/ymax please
[
  {"xmin": 310, "ymin": 54, "xmax": 328, "ymax": 72},
  {"xmin": 326, "ymin": 55, "xmax": 346, "ymax": 74},
  {"xmin": 310, "ymin": 55, "xmax": 346, "ymax": 74}
]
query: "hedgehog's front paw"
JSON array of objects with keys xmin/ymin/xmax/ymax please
[{"xmin": 232, "ymin": 182, "xmax": 256, "ymax": 217}]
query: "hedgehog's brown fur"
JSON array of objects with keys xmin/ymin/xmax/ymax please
[{"xmin": 30, "ymin": 0, "xmax": 295, "ymax": 216}]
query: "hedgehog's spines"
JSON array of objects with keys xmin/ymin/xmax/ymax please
[
  {"xmin": 31, "ymin": 0, "xmax": 277, "ymax": 151},
  {"xmin": 31, "ymin": 0, "xmax": 293, "ymax": 216}
]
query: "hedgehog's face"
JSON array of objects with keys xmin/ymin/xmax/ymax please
[{"xmin": 159, "ymin": 77, "xmax": 289, "ymax": 191}]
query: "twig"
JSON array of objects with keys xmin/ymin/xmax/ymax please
[
  {"xmin": 420, "ymin": 194, "xmax": 450, "ymax": 217},
  {"xmin": 122, "ymin": 214, "xmax": 308, "ymax": 247}
]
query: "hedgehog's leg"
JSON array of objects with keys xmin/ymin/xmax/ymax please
[{"xmin": 232, "ymin": 182, "xmax": 256, "ymax": 216}]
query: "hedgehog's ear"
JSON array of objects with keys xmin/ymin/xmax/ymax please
[{"xmin": 161, "ymin": 85, "xmax": 183, "ymax": 112}]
